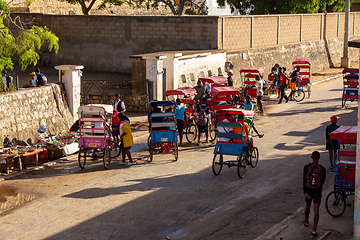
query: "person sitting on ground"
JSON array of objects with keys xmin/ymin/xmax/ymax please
[
  {"xmin": 35, "ymin": 124, "xmax": 51, "ymax": 145},
  {"xmin": 35, "ymin": 68, "xmax": 47, "ymax": 86},
  {"xmin": 118, "ymin": 112, "xmax": 134, "ymax": 165},
  {"xmin": 196, "ymin": 97, "xmax": 211, "ymax": 145},
  {"xmin": 193, "ymin": 80, "xmax": 206, "ymax": 102},
  {"xmin": 244, "ymin": 95, "xmax": 253, "ymax": 110},
  {"xmin": 29, "ymin": 72, "xmax": 37, "ymax": 87},
  {"xmin": 218, "ymin": 112, "xmax": 233, "ymax": 142}
]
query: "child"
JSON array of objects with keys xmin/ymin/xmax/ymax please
[
  {"xmin": 118, "ymin": 113, "xmax": 134, "ymax": 165},
  {"xmin": 112, "ymin": 109, "xmax": 120, "ymax": 144}
]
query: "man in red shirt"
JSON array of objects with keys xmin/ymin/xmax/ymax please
[{"xmin": 278, "ymin": 68, "xmax": 289, "ymax": 104}]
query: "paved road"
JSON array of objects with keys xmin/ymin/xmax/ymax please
[{"xmin": 0, "ymin": 77, "xmax": 357, "ymax": 240}]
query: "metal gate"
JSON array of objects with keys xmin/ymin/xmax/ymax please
[{"xmin": 81, "ymin": 79, "xmax": 149, "ymax": 112}]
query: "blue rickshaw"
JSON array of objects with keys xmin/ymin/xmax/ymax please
[
  {"xmin": 212, "ymin": 108, "xmax": 258, "ymax": 179},
  {"xmin": 148, "ymin": 100, "xmax": 178, "ymax": 162}
]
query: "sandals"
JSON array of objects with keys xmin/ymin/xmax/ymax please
[
  {"xmin": 311, "ymin": 232, "xmax": 318, "ymax": 237},
  {"xmin": 303, "ymin": 221, "xmax": 309, "ymax": 227}
]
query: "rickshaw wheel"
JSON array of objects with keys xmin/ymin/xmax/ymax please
[
  {"xmin": 149, "ymin": 142, "xmax": 154, "ymax": 163},
  {"xmin": 110, "ymin": 141, "xmax": 121, "ymax": 158},
  {"xmin": 103, "ymin": 146, "xmax": 111, "ymax": 169},
  {"xmin": 325, "ymin": 191, "xmax": 346, "ymax": 217},
  {"xmin": 147, "ymin": 135, "xmax": 151, "ymax": 148},
  {"xmin": 250, "ymin": 147, "xmax": 259, "ymax": 168},
  {"xmin": 342, "ymin": 97, "xmax": 346, "ymax": 108},
  {"xmin": 237, "ymin": 155, "xmax": 248, "ymax": 179},
  {"xmin": 78, "ymin": 147, "xmax": 86, "ymax": 169},
  {"xmin": 209, "ymin": 122, "xmax": 217, "ymax": 142},
  {"xmin": 173, "ymin": 141, "xmax": 178, "ymax": 162},
  {"xmin": 293, "ymin": 89, "xmax": 305, "ymax": 102},
  {"xmin": 186, "ymin": 123, "xmax": 197, "ymax": 143},
  {"xmin": 212, "ymin": 154, "xmax": 223, "ymax": 175}
]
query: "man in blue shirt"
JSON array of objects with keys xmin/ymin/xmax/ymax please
[
  {"xmin": 175, "ymin": 99, "xmax": 186, "ymax": 145},
  {"xmin": 244, "ymin": 95, "xmax": 253, "ymax": 110}
]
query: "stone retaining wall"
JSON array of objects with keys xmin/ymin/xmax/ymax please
[{"xmin": 0, "ymin": 84, "xmax": 73, "ymax": 146}]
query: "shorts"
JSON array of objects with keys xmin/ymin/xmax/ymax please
[
  {"xmin": 112, "ymin": 125, "xmax": 120, "ymax": 136},
  {"xmin": 197, "ymin": 124, "xmax": 208, "ymax": 133},
  {"xmin": 120, "ymin": 140, "xmax": 131, "ymax": 150},
  {"xmin": 177, "ymin": 119, "xmax": 184, "ymax": 134},
  {"xmin": 290, "ymin": 82, "xmax": 296, "ymax": 91},
  {"xmin": 305, "ymin": 189, "xmax": 322, "ymax": 205}
]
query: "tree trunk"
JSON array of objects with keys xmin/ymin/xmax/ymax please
[
  {"xmin": 164, "ymin": 0, "xmax": 178, "ymax": 15},
  {"xmin": 80, "ymin": 0, "xmax": 89, "ymax": 15},
  {"xmin": 178, "ymin": 0, "xmax": 185, "ymax": 15}
]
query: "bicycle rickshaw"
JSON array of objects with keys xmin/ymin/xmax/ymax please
[
  {"xmin": 341, "ymin": 68, "xmax": 359, "ymax": 108},
  {"xmin": 292, "ymin": 59, "xmax": 311, "ymax": 99},
  {"xmin": 199, "ymin": 76, "xmax": 228, "ymax": 87},
  {"xmin": 207, "ymin": 86, "xmax": 241, "ymax": 141},
  {"xmin": 326, "ymin": 126, "xmax": 356, "ymax": 217},
  {"xmin": 212, "ymin": 108, "xmax": 258, "ymax": 179},
  {"xmin": 148, "ymin": 100, "xmax": 178, "ymax": 162},
  {"xmin": 239, "ymin": 67, "xmax": 264, "ymax": 102},
  {"xmin": 77, "ymin": 105, "xmax": 121, "ymax": 169},
  {"xmin": 165, "ymin": 87, "xmax": 197, "ymax": 143}
]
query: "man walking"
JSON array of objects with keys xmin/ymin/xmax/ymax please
[
  {"xmin": 325, "ymin": 115, "xmax": 340, "ymax": 170},
  {"xmin": 303, "ymin": 151, "xmax": 326, "ymax": 237},
  {"xmin": 278, "ymin": 68, "xmax": 289, "ymax": 104},
  {"xmin": 193, "ymin": 80, "xmax": 205, "ymax": 102},
  {"xmin": 289, "ymin": 66, "xmax": 300, "ymax": 100}
]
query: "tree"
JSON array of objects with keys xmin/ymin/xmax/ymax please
[
  {"xmin": 217, "ymin": 0, "xmax": 358, "ymax": 14},
  {"xmin": 60, "ymin": 0, "xmax": 207, "ymax": 16},
  {"xmin": 0, "ymin": 0, "xmax": 59, "ymax": 71}
]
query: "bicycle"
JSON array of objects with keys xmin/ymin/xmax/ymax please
[{"xmin": 325, "ymin": 165, "xmax": 355, "ymax": 217}]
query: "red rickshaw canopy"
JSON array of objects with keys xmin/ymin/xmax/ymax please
[
  {"xmin": 199, "ymin": 76, "xmax": 228, "ymax": 85},
  {"xmin": 211, "ymin": 87, "xmax": 240, "ymax": 97},
  {"xmin": 166, "ymin": 87, "xmax": 196, "ymax": 98},
  {"xmin": 240, "ymin": 67, "xmax": 264, "ymax": 74}
]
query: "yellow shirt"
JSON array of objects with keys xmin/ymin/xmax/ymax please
[{"xmin": 121, "ymin": 121, "xmax": 133, "ymax": 148}]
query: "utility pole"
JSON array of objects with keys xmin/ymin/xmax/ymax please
[{"xmin": 341, "ymin": 0, "xmax": 350, "ymax": 68}]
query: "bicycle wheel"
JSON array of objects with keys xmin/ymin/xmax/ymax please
[
  {"xmin": 110, "ymin": 141, "xmax": 121, "ymax": 158},
  {"xmin": 293, "ymin": 89, "xmax": 305, "ymax": 102},
  {"xmin": 250, "ymin": 147, "xmax": 259, "ymax": 168},
  {"xmin": 325, "ymin": 191, "xmax": 346, "ymax": 217},
  {"xmin": 103, "ymin": 146, "xmax": 111, "ymax": 169},
  {"xmin": 237, "ymin": 155, "xmax": 248, "ymax": 179},
  {"xmin": 173, "ymin": 141, "xmax": 178, "ymax": 161},
  {"xmin": 149, "ymin": 142, "xmax": 154, "ymax": 162},
  {"xmin": 212, "ymin": 153, "xmax": 223, "ymax": 175},
  {"xmin": 209, "ymin": 122, "xmax": 217, "ymax": 142},
  {"xmin": 147, "ymin": 135, "xmax": 151, "ymax": 148},
  {"xmin": 78, "ymin": 147, "xmax": 86, "ymax": 169},
  {"xmin": 186, "ymin": 123, "xmax": 197, "ymax": 143}
]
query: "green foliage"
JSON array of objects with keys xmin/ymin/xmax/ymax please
[
  {"xmin": 0, "ymin": 1, "xmax": 59, "ymax": 71},
  {"xmin": 218, "ymin": 0, "xmax": 358, "ymax": 14}
]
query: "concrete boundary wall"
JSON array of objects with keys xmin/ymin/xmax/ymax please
[
  {"xmin": 0, "ymin": 84, "xmax": 73, "ymax": 145},
  {"xmin": 8, "ymin": 12, "xmax": 360, "ymax": 73}
]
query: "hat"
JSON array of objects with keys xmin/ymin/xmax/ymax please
[
  {"xmin": 330, "ymin": 116, "xmax": 338, "ymax": 123},
  {"xmin": 38, "ymin": 124, "xmax": 47, "ymax": 133},
  {"xmin": 30, "ymin": 72, "xmax": 36, "ymax": 76}
]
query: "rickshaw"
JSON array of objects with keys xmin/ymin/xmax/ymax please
[
  {"xmin": 199, "ymin": 76, "xmax": 228, "ymax": 87},
  {"xmin": 148, "ymin": 100, "xmax": 178, "ymax": 162},
  {"xmin": 165, "ymin": 87, "xmax": 197, "ymax": 143},
  {"xmin": 239, "ymin": 67, "xmax": 264, "ymax": 103},
  {"xmin": 207, "ymin": 87, "xmax": 241, "ymax": 141},
  {"xmin": 341, "ymin": 68, "xmax": 359, "ymax": 108},
  {"xmin": 292, "ymin": 59, "xmax": 311, "ymax": 98},
  {"xmin": 326, "ymin": 126, "xmax": 356, "ymax": 217},
  {"xmin": 212, "ymin": 108, "xmax": 258, "ymax": 179},
  {"xmin": 77, "ymin": 105, "xmax": 121, "ymax": 170}
]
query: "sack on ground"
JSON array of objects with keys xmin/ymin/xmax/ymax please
[{"xmin": 306, "ymin": 163, "xmax": 323, "ymax": 189}]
